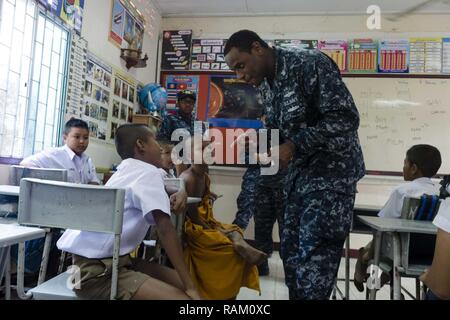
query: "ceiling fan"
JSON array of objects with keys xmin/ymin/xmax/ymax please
[{"xmin": 386, "ymin": 0, "xmax": 450, "ymax": 21}]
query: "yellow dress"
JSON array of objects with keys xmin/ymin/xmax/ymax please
[{"xmin": 183, "ymin": 175, "xmax": 260, "ymax": 300}]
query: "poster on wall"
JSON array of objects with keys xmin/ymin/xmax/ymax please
[
  {"xmin": 207, "ymin": 75, "xmax": 263, "ymax": 129},
  {"xmin": 274, "ymin": 39, "xmax": 317, "ymax": 50},
  {"xmin": 38, "ymin": 0, "xmax": 85, "ymax": 34},
  {"xmin": 190, "ymin": 39, "xmax": 229, "ymax": 71},
  {"xmin": 318, "ymin": 40, "xmax": 348, "ymax": 72},
  {"xmin": 109, "ymin": 0, "xmax": 145, "ymax": 50},
  {"xmin": 378, "ymin": 39, "xmax": 410, "ymax": 73},
  {"xmin": 348, "ymin": 39, "xmax": 378, "ymax": 73},
  {"xmin": 65, "ymin": 33, "xmax": 88, "ymax": 121},
  {"xmin": 161, "ymin": 30, "xmax": 193, "ymax": 70},
  {"xmin": 409, "ymin": 38, "xmax": 442, "ymax": 74},
  {"xmin": 82, "ymin": 52, "xmax": 113, "ymax": 142},
  {"xmin": 443, "ymin": 38, "xmax": 450, "ymax": 74},
  {"xmin": 165, "ymin": 75, "xmax": 200, "ymax": 115}
]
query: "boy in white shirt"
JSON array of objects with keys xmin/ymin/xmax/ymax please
[
  {"xmin": 21, "ymin": 118, "xmax": 100, "ymax": 184},
  {"xmin": 354, "ymin": 144, "xmax": 442, "ymax": 292},
  {"xmin": 420, "ymin": 182, "xmax": 450, "ymax": 300},
  {"xmin": 15, "ymin": 118, "xmax": 99, "ymax": 277},
  {"xmin": 57, "ymin": 124, "xmax": 201, "ymax": 300}
]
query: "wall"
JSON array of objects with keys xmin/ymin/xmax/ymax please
[
  {"xmin": 163, "ymin": 13, "xmax": 450, "ymax": 243},
  {"xmin": 162, "ymin": 14, "xmax": 450, "ymax": 39},
  {"xmin": 0, "ymin": 1, "xmax": 162, "ymax": 181},
  {"xmin": 82, "ymin": 0, "xmax": 162, "ymax": 169}
]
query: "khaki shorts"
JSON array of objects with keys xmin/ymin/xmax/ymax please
[{"xmin": 72, "ymin": 254, "xmax": 150, "ymax": 300}]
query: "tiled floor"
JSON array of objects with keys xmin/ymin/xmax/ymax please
[{"xmin": 237, "ymin": 252, "xmax": 421, "ymax": 300}]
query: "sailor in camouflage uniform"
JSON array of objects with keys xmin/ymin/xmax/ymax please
[
  {"xmin": 232, "ymin": 164, "xmax": 260, "ymax": 230},
  {"xmin": 157, "ymin": 90, "xmax": 197, "ymax": 141},
  {"xmin": 225, "ymin": 30, "xmax": 365, "ymax": 299}
]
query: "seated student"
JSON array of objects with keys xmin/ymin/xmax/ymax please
[
  {"xmin": 420, "ymin": 183, "xmax": 450, "ymax": 300},
  {"xmin": 56, "ymin": 124, "xmax": 201, "ymax": 300},
  {"xmin": 15, "ymin": 118, "xmax": 99, "ymax": 276},
  {"xmin": 21, "ymin": 118, "xmax": 100, "ymax": 184},
  {"xmin": 354, "ymin": 144, "xmax": 442, "ymax": 292},
  {"xmin": 158, "ymin": 140, "xmax": 176, "ymax": 178},
  {"xmin": 178, "ymin": 138, "xmax": 266, "ymax": 300}
]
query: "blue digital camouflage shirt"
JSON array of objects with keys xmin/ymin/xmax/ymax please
[
  {"xmin": 156, "ymin": 110, "xmax": 195, "ymax": 141},
  {"xmin": 257, "ymin": 47, "xmax": 365, "ymax": 195}
]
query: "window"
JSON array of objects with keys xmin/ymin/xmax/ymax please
[{"xmin": 0, "ymin": 0, "xmax": 69, "ymax": 161}]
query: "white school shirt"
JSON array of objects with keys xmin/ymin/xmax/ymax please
[
  {"xmin": 378, "ymin": 177, "xmax": 440, "ymax": 219},
  {"xmin": 433, "ymin": 186, "xmax": 450, "ymax": 233},
  {"xmin": 20, "ymin": 145, "xmax": 100, "ymax": 184},
  {"xmin": 57, "ymin": 158, "xmax": 171, "ymax": 259}
]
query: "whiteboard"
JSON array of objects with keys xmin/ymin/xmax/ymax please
[{"xmin": 343, "ymin": 77, "xmax": 450, "ymax": 175}]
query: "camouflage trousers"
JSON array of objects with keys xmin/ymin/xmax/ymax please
[
  {"xmin": 232, "ymin": 167, "xmax": 259, "ymax": 230},
  {"xmin": 254, "ymin": 185, "xmax": 285, "ymax": 256},
  {"xmin": 280, "ymin": 190, "xmax": 355, "ymax": 300}
]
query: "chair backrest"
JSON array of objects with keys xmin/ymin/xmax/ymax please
[
  {"xmin": 400, "ymin": 196, "xmax": 439, "ymax": 272},
  {"xmin": 9, "ymin": 165, "xmax": 68, "ymax": 186},
  {"xmin": 163, "ymin": 178, "xmax": 185, "ymax": 237},
  {"xmin": 18, "ymin": 178, "xmax": 125, "ymax": 234}
]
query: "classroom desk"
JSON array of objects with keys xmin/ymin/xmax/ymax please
[
  {"xmin": 357, "ymin": 216, "xmax": 437, "ymax": 300},
  {"xmin": 0, "ymin": 223, "xmax": 46, "ymax": 300},
  {"xmin": 0, "ymin": 185, "xmax": 20, "ymax": 299},
  {"xmin": 0, "ymin": 185, "xmax": 20, "ymax": 197}
]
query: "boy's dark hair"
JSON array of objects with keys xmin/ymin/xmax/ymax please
[
  {"xmin": 64, "ymin": 118, "xmax": 89, "ymax": 135},
  {"xmin": 406, "ymin": 144, "xmax": 442, "ymax": 177},
  {"xmin": 224, "ymin": 30, "xmax": 269, "ymax": 56},
  {"xmin": 115, "ymin": 124, "xmax": 152, "ymax": 160}
]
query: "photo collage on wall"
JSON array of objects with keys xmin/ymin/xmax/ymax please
[
  {"xmin": 111, "ymin": 68, "xmax": 137, "ymax": 141},
  {"xmin": 83, "ymin": 52, "xmax": 112, "ymax": 141}
]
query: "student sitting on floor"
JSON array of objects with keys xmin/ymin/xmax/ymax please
[
  {"xmin": 57, "ymin": 124, "xmax": 201, "ymax": 300},
  {"xmin": 21, "ymin": 118, "xmax": 100, "ymax": 185},
  {"xmin": 420, "ymin": 182, "xmax": 450, "ymax": 300},
  {"xmin": 178, "ymin": 137, "xmax": 266, "ymax": 300},
  {"xmin": 353, "ymin": 144, "xmax": 442, "ymax": 292}
]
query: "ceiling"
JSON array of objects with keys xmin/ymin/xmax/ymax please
[{"xmin": 151, "ymin": 0, "xmax": 450, "ymax": 17}]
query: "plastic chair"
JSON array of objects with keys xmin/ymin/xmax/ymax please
[
  {"xmin": 9, "ymin": 165, "xmax": 68, "ymax": 186},
  {"xmin": 16, "ymin": 178, "xmax": 125, "ymax": 300},
  {"xmin": 367, "ymin": 195, "xmax": 440, "ymax": 299}
]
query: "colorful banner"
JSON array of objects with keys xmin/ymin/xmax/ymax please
[
  {"xmin": 190, "ymin": 39, "xmax": 229, "ymax": 71},
  {"xmin": 38, "ymin": 0, "xmax": 85, "ymax": 34},
  {"xmin": 318, "ymin": 40, "xmax": 348, "ymax": 72},
  {"xmin": 165, "ymin": 75, "xmax": 200, "ymax": 115},
  {"xmin": 378, "ymin": 39, "xmax": 410, "ymax": 73},
  {"xmin": 348, "ymin": 39, "xmax": 378, "ymax": 73},
  {"xmin": 109, "ymin": 0, "xmax": 145, "ymax": 50}
]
